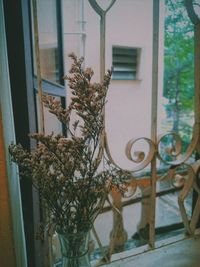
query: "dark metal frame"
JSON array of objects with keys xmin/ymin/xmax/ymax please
[
  {"xmin": 3, "ymin": 0, "xmax": 39, "ymax": 266},
  {"xmin": 3, "ymin": 0, "xmax": 66, "ymax": 266}
]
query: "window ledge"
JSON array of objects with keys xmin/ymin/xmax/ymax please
[{"xmin": 93, "ymin": 232, "xmax": 200, "ymax": 267}]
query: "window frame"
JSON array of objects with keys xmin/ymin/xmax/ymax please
[{"xmin": 3, "ymin": 0, "xmax": 66, "ymax": 266}]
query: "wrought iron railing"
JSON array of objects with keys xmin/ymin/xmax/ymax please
[{"xmin": 86, "ymin": 0, "xmax": 200, "ymax": 264}]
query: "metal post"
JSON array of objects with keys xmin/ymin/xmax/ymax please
[
  {"xmin": 194, "ymin": 24, "xmax": 200, "ymax": 151},
  {"xmin": 88, "ymin": 0, "xmax": 116, "ymax": 81},
  {"xmin": 149, "ymin": 0, "xmax": 160, "ymax": 249},
  {"xmin": 32, "ymin": 0, "xmax": 45, "ymax": 134},
  {"xmin": 185, "ymin": 0, "xmax": 200, "ymax": 134},
  {"xmin": 100, "ymin": 13, "xmax": 106, "ymax": 82},
  {"xmin": 185, "ymin": 0, "xmax": 200, "ymax": 231}
]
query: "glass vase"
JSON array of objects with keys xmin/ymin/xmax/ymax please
[{"xmin": 58, "ymin": 231, "xmax": 91, "ymax": 267}]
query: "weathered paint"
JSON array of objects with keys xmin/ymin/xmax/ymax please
[{"xmin": 0, "ymin": 110, "xmax": 16, "ymax": 267}]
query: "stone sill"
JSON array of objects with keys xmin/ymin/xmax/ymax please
[{"xmin": 92, "ymin": 231, "xmax": 200, "ymax": 267}]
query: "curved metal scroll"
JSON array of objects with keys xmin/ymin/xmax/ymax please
[{"xmin": 88, "ymin": 0, "xmax": 116, "ymax": 16}]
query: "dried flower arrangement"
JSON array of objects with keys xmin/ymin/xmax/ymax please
[{"xmin": 9, "ymin": 54, "xmax": 131, "ymax": 235}]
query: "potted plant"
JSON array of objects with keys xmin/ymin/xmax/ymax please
[{"xmin": 9, "ymin": 54, "xmax": 130, "ymax": 267}]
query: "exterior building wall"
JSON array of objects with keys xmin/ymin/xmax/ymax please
[{"xmin": 62, "ymin": 0, "xmax": 164, "ymax": 169}]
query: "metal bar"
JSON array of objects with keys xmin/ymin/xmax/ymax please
[
  {"xmin": 149, "ymin": 0, "xmax": 160, "ymax": 249},
  {"xmin": 151, "ymin": 0, "xmax": 160, "ymax": 150},
  {"xmin": 87, "ymin": 0, "xmax": 116, "ymax": 81},
  {"xmin": 92, "ymin": 226, "xmax": 110, "ymax": 263},
  {"xmin": 101, "ymin": 186, "xmax": 182, "ymax": 213},
  {"xmin": 185, "ymin": 0, "xmax": 200, "ymax": 148},
  {"xmin": 33, "ymin": 78, "xmax": 65, "ymax": 97},
  {"xmin": 32, "ymin": 1, "xmax": 54, "ymax": 266},
  {"xmin": 32, "ymin": 0, "xmax": 45, "ymax": 134},
  {"xmin": 185, "ymin": 1, "xmax": 200, "ymax": 230},
  {"xmin": 100, "ymin": 13, "xmax": 106, "ymax": 82},
  {"xmin": 63, "ymin": 32, "xmax": 86, "ymax": 35},
  {"xmin": 56, "ymin": 0, "xmax": 65, "ymax": 85},
  {"xmin": 185, "ymin": 0, "xmax": 200, "ymax": 26},
  {"xmin": 194, "ymin": 23, "xmax": 200, "ymax": 149}
]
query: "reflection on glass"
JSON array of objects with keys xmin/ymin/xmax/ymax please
[
  {"xmin": 34, "ymin": 0, "xmax": 60, "ymax": 83},
  {"xmin": 36, "ymin": 94, "xmax": 62, "ymax": 134}
]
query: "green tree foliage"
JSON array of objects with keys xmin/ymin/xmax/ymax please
[{"xmin": 163, "ymin": 0, "xmax": 194, "ymax": 140}]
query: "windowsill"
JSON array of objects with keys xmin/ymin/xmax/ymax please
[
  {"xmin": 111, "ymin": 78, "xmax": 142, "ymax": 82},
  {"xmin": 93, "ymin": 231, "xmax": 200, "ymax": 267}
]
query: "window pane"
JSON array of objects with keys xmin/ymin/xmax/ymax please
[
  {"xmin": 33, "ymin": 0, "xmax": 60, "ymax": 84},
  {"xmin": 36, "ymin": 94, "xmax": 63, "ymax": 134}
]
